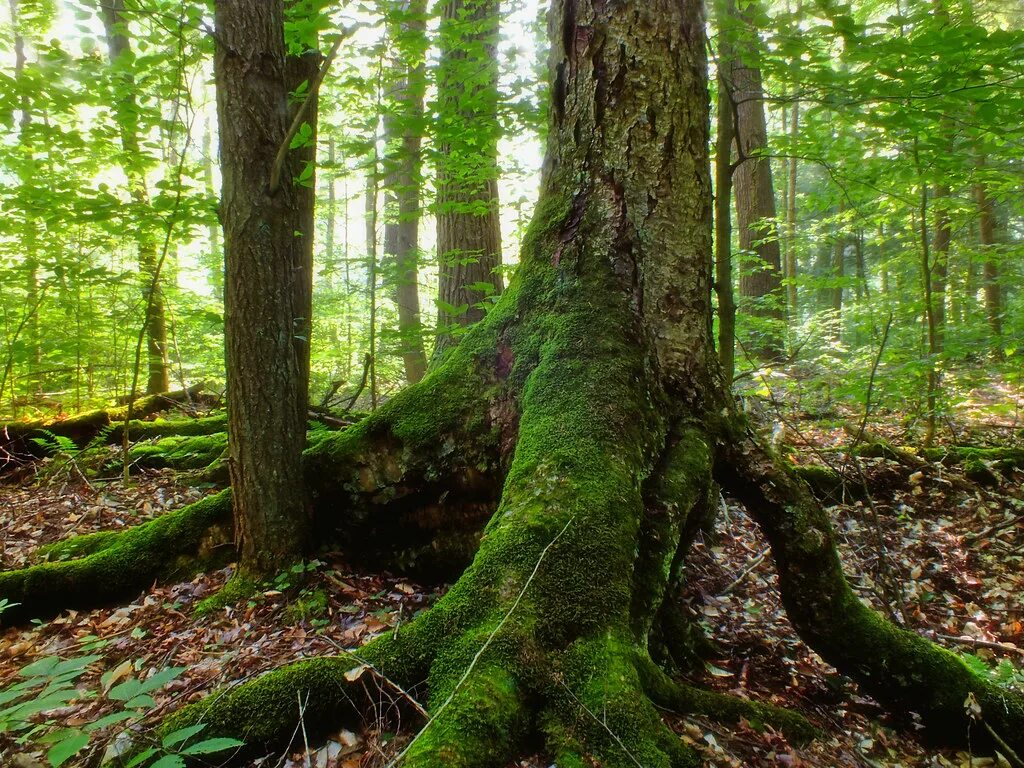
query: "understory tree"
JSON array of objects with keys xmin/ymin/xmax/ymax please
[
  {"xmin": 433, "ymin": 0, "xmax": 504, "ymax": 356},
  {"xmin": 3, "ymin": 1, "xmax": 1024, "ymax": 766}
]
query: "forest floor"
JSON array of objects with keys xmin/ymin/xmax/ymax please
[{"xmin": 1, "ymin": 394, "xmax": 1023, "ymax": 768}]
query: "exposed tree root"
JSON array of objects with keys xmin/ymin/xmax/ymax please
[
  {"xmin": 716, "ymin": 429, "xmax": 1024, "ymax": 755},
  {"xmin": 637, "ymin": 655, "xmax": 817, "ymax": 743},
  {"xmin": 0, "ymin": 490, "xmax": 232, "ymax": 625}
]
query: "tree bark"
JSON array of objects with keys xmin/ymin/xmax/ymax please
[
  {"xmin": 383, "ymin": 0, "xmax": 429, "ymax": 384},
  {"xmin": 215, "ymin": 0, "xmax": 313, "ymax": 576},
  {"xmin": 715, "ymin": 0, "xmax": 737, "ymax": 382},
  {"xmin": 974, "ymin": 162, "xmax": 1002, "ymax": 346},
  {"xmin": 433, "ymin": 0, "xmax": 504, "ymax": 358},
  {"xmin": 97, "ymin": 0, "xmax": 171, "ymax": 395},
  {"xmin": 932, "ymin": 183, "xmax": 950, "ymax": 352},
  {"xmin": 725, "ymin": 0, "xmax": 785, "ymax": 361}
]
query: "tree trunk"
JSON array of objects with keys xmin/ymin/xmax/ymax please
[
  {"xmin": 433, "ymin": 0, "xmax": 504, "ymax": 358},
  {"xmin": 932, "ymin": 183, "xmax": 950, "ymax": 352},
  {"xmin": 215, "ymin": 0, "xmax": 312, "ymax": 576},
  {"xmin": 8, "ymin": 2, "xmax": 1024, "ymax": 765},
  {"xmin": 974, "ymin": 161, "xmax": 1003, "ymax": 347},
  {"xmin": 725, "ymin": 0, "xmax": 785, "ymax": 361},
  {"xmin": 97, "ymin": 0, "xmax": 171, "ymax": 395},
  {"xmin": 715, "ymin": 0, "xmax": 737, "ymax": 383},
  {"xmin": 830, "ymin": 199, "xmax": 846, "ymax": 340},
  {"xmin": 383, "ymin": 0, "xmax": 429, "ymax": 384},
  {"xmin": 203, "ymin": 119, "xmax": 224, "ymax": 301},
  {"xmin": 785, "ymin": 101, "xmax": 799, "ymax": 318}
]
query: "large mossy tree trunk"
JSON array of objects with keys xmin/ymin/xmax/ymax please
[
  {"xmin": 5, "ymin": 1, "xmax": 1024, "ymax": 765},
  {"xmin": 215, "ymin": 0, "xmax": 312, "ymax": 576}
]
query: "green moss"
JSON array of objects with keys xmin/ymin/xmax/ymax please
[
  {"xmin": 194, "ymin": 572, "xmax": 259, "ymax": 617},
  {"xmin": 35, "ymin": 530, "xmax": 120, "ymax": 562},
  {"xmin": 401, "ymin": 663, "xmax": 529, "ymax": 768},
  {"xmin": 637, "ymin": 654, "xmax": 816, "ymax": 744},
  {"xmin": 158, "ymin": 656, "xmax": 365, "ymax": 755},
  {"xmin": 116, "ymin": 413, "xmax": 228, "ymax": 441},
  {"xmin": 0, "ymin": 490, "xmax": 232, "ymax": 625},
  {"xmin": 127, "ymin": 432, "xmax": 227, "ymax": 472},
  {"xmin": 282, "ymin": 587, "xmax": 330, "ymax": 624},
  {"xmin": 156, "ymin": 624, "xmax": 445, "ymax": 761},
  {"xmin": 542, "ymin": 632, "xmax": 698, "ymax": 768}
]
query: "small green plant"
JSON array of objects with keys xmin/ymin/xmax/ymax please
[
  {"xmin": 961, "ymin": 652, "xmax": 1024, "ymax": 692},
  {"xmin": 30, "ymin": 426, "xmax": 115, "ymax": 483},
  {"xmin": 0, "ymin": 651, "xmax": 242, "ymax": 766}
]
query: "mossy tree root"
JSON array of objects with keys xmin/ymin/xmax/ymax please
[
  {"xmin": 716, "ymin": 433, "xmax": 1024, "ymax": 755},
  {"xmin": 0, "ymin": 490, "xmax": 233, "ymax": 625}
]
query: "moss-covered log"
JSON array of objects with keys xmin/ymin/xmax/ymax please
[
  {"xmin": 125, "ymin": 432, "xmax": 228, "ymax": 475},
  {"xmin": 0, "ymin": 490, "xmax": 232, "ymax": 625},
  {"xmin": 0, "ymin": 384, "xmax": 205, "ymax": 468}
]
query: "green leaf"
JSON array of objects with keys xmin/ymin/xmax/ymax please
[
  {"xmin": 147, "ymin": 756, "xmax": 186, "ymax": 768},
  {"xmin": 47, "ymin": 731, "xmax": 89, "ymax": 767},
  {"xmin": 161, "ymin": 723, "xmax": 206, "ymax": 748},
  {"xmin": 124, "ymin": 747, "xmax": 157, "ymax": 768},
  {"xmin": 180, "ymin": 737, "xmax": 245, "ymax": 755}
]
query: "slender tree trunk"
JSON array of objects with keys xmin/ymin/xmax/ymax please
[
  {"xmin": 203, "ymin": 119, "xmax": 223, "ymax": 301},
  {"xmin": 715, "ymin": 12, "xmax": 737, "ymax": 382},
  {"xmin": 366, "ymin": 167, "xmax": 380, "ymax": 409},
  {"xmin": 215, "ymin": 0, "xmax": 312, "ymax": 575},
  {"xmin": 383, "ymin": 0, "xmax": 428, "ymax": 384},
  {"xmin": 97, "ymin": 0, "xmax": 170, "ymax": 395},
  {"xmin": 785, "ymin": 101, "xmax": 799, "ymax": 319},
  {"xmin": 725, "ymin": 0, "xmax": 785, "ymax": 360},
  {"xmin": 830, "ymin": 200, "xmax": 845, "ymax": 340},
  {"xmin": 9, "ymin": 0, "xmax": 41, "ymax": 396},
  {"xmin": 931, "ymin": 183, "xmax": 950, "ymax": 353},
  {"xmin": 974, "ymin": 160, "xmax": 1003, "ymax": 347},
  {"xmin": 434, "ymin": 0, "xmax": 504, "ymax": 358}
]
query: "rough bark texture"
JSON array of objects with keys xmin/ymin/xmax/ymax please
[
  {"xmin": 383, "ymin": 0, "xmax": 429, "ymax": 384},
  {"xmin": 434, "ymin": 0, "xmax": 504, "ymax": 357},
  {"xmin": 215, "ymin": 0, "xmax": 312, "ymax": 575},
  {"xmin": 725, "ymin": 0, "xmax": 785, "ymax": 360},
  {"xmin": 98, "ymin": 0, "xmax": 171, "ymax": 395}
]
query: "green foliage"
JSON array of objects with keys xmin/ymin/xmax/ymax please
[{"xmin": 0, "ymin": 648, "xmax": 242, "ymax": 767}]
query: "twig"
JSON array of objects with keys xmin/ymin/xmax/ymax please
[
  {"xmin": 927, "ymin": 631, "xmax": 1024, "ymax": 658},
  {"xmin": 721, "ymin": 548, "xmax": 769, "ymax": 595},
  {"xmin": 298, "ymin": 690, "xmax": 312, "ymax": 768},
  {"xmin": 967, "ymin": 514, "xmax": 1024, "ymax": 545},
  {"xmin": 984, "ymin": 720, "xmax": 1024, "ymax": 768},
  {"xmin": 557, "ymin": 677, "xmax": 646, "ymax": 768},
  {"xmin": 268, "ymin": 32, "xmax": 348, "ymax": 195}
]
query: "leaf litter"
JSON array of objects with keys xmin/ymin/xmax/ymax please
[{"xmin": 1, "ymin": 419, "xmax": 1022, "ymax": 767}]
